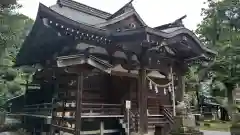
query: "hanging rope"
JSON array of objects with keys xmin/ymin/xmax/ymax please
[
  {"xmin": 146, "ymin": 73, "xmax": 173, "ymax": 94},
  {"xmin": 146, "ymin": 66, "xmax": 176, "ymax": 96},
  {"xmin": 146, "ymin": 76, "xmax": 172, "ymax": 87}
]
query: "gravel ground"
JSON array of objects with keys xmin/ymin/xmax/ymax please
[{"xmin": 201, "ymin": 130, "xmax": 231, "ymax": 135}]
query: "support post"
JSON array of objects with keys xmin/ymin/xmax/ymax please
[
  {"xmin": 23, "ymin": 80, "xmax": 28, "ymax": 128},
  {"xmin": 75, "ymin": 72, "xmax": 84, "ymax": 135},
  {"xmin": 171, "ymin": 67, "xmax": 176, "ymax": 116},
  {"xmin": 177, "ymin": 75, "xmax": 185, "ymax": 102},
  {"xmin": 100, "ymin": 121, "xmax": 104, "ymax": 135},
  {"xmin": 138, "ymin": 68, "xmax": 148, "ymax": 134}
]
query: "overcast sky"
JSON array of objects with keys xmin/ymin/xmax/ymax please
[{"xmin": 18, "ymin": 0, "xmax": 208, "ymax": 30}]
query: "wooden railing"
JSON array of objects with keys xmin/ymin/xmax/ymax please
[
  {"xmin": 22, "ymin": 103, "xmax": 123, "ymax": 116},
  {"xmin": 162, "ymin": 108, "xmax": 174, "ymax": 124},
  {"xmin": 129, "ymin": 110, "xmax": 138, "ymax": 132},
  {"xmin": 160, "ymin": 105, "xmax": 174, "ymax": 124},
  {"xmin": 23, "ymin": 103, "xmax": 52, "ymax": 115},
  {"xmin": 81, "ymin": 103, "xmax": 122, "ymax": 115}
]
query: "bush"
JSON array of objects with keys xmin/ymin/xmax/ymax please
[
  {"xmin": 204, "ymin": 123, "xmax": 211, "ymax": 127},
  {"xmin": 2, "ymin": 68, "xmax": 17, "ymax": 81},
  {"xmin": 6, "ymin": 82, "xmax": 21, "ymax": 94}
]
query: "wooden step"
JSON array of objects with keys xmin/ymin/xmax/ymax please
[
  {"xmin": 148, "ymin": 116, "xmax": 167, "ymax": 127},
  {"xmin": 51, "ymin": 124, "xmax": 74, "ymax": 134}
]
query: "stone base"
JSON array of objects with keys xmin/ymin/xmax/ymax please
[
  {"xmin": 172, "ymin": 115, "xmax": 196, "ymax": 130},
  {"xmin": 170, "ymin": 115, "xmax": 203, "ymax": 135}
]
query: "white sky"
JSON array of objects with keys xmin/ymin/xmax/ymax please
[{"xmin": 18, "ymin": 0, "xmax": 208, "ymax": 30}]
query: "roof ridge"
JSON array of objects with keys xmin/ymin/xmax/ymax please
[
  {"xmin": 58, "ymin": 0, "xmax": 112, "ymax": 19},
  {"xmin": 95, "ymin": 9, "xmax": 146, "ymax": 28},
  {"xmin": 107, "ymin": 0, "xmax": 134, "ymax": 20},
  {"xmin": 95, "ymin": 9, "xmax": 135, "ymax": 27}
]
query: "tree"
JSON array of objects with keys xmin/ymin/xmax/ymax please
[
  {"xmin": 0, "ymin": 2, "xmax": 34, "ymax": 105},
  {"xmin": 196, "ymin": 0, "xmax": 240, "ymax": 118},
  {"xmin": 0, "ymin": 0, "xmax": 16, "ymax": 7}
]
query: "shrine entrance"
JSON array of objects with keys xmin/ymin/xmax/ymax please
[{"xmin": 11, "ymin": 0, "xmax": 216, "ymax": 135}]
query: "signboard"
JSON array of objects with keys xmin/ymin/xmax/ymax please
[{"xmin": 125, "ymin": 100, "xmax": 131, "ymax": 109}]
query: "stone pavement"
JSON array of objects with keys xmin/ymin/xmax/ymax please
[{"xmin": 201, "ymin": 130, "xmax": 231, "ymax": 135}]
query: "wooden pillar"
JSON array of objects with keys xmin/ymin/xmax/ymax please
[
  {"xmin": 177, "ymin": 74, "xmax": 185, "ymax": 102},
  {"xmin": 100, "ymin": 121, "xmax": 104, "ymax": 135},
  {"xmin": 75, "ymin": 72, "xmax": 84, "ymax": 135},
  {"xmin": 138, "ymin": 68, "xmax": 148, "ymax": 134},
  {"xmin": 23, "ymin": 80, "xmax": 28, "ymax": 126},
  {"xmin": 171, "ymin": 68, "xmax": 176, "ymax": 116}
]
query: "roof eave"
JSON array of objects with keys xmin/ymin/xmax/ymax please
[
  {"xmin": 39, "ymin": 3, "xmax": 110, "ymax": 36},
  {"xmin": 95, "ymin": 9, "xmax": 146, "ymax": 28},
  {"xmin": 146, "ymin": 27, "xmax": 217, "ymax": 56},
  {"xmin": 57, "ymin": 0, "xmax": 112, "ymax": 19}
]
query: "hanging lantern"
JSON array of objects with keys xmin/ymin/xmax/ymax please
[{"xmin": 149, "ymin": 80, "xmax": 152, "ymax": 90}]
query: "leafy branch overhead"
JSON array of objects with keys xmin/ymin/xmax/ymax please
[
  {"xmin": 197, "ymin": 0, "xmax": 240, "ymax": 87},
  {"xmin": 0, "ymin": 2, "xmax": 34, "ymax": 103},
  {"xmin": 186, "ymin": 0, "xmax": 240, "ymax": 116}
]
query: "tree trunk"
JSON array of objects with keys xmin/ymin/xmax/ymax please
[
  {"xmin": 196, "ymin": 84, "xmax": 201, "ymax": 113},
  {"xmin": 225, "ymin": 82, "xmax": 234, "ymax": 121}
]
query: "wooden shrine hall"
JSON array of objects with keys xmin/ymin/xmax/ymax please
[{"xmin": 8, "ymin": 0, "xmax": 215, "ymax": 135}]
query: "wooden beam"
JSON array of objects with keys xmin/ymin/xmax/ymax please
[
  {"xmin": 171, "ymin": 67, "xmax": 176, "ymax": 116},
  {"xmin": 75, "ymin": 73, "xmax": 84, "ymax": 135},
  {"xmin": 138, "ymin": 68, "xmax": 148, "ymax": 134}
]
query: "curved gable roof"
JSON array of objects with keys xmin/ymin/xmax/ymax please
[
  {"xmin": 107, "ymin": 0, "xmax": 134, "ymax": 20},
  {"xmin": 15, "ymin": 2, "xmax": 216, "ymax": 67},
  {"xmin": 57, "ymin": 0, "xmax": 112, "ymax": 19},
  {"xmin": 95, "ymin": 9, "xmax": 146, "ymax": 28}
]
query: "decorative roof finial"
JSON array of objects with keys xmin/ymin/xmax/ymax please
[
  {"xmin": 127, "ymin": 0, "xmax": 134, "ymax": 6},
  {"xmin": 57, "ymin": 0, "xmax": 63, "ymax": 7},
  {"xmin": 172, "ymin": 15, "xmax": 187, "ymax": 27}
]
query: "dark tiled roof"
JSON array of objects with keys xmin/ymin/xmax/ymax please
[
  {"xmin": 15, "ymin": 3, "xmax": 217, "ymax": 66},
  {"xmin": 107, "ymin": 2, "xmax": 133, "ymax": 20},
  {"xmin": 57, "ymin": 0, "xmax": 112, "ymax": 19},
  {"xmin": 95, "ymin": 9, "xmax": 146, "ymax": 28}
]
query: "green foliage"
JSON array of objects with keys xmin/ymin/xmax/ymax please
[
  {"xmin": 2, "ymin": 68, "xmax": 17, "ymax": 81},
  {"xmin": 194, "ymin": 0, "xmax": 240, "ymax": 117},
  {"xmin": 6, "ymin": 82, "xmax": 21, "ymax": 94},
  {"xmin": 196, "ymin": 0, "xmax": 240, "ymax": 94},
  {"xmin": 0, "ymin": 2, "xmax": 34, "ymax": 105}
]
